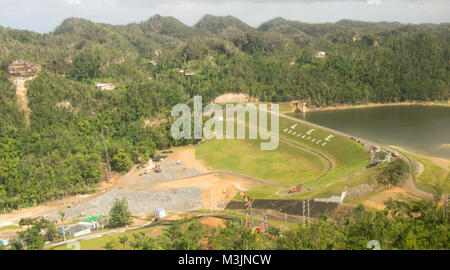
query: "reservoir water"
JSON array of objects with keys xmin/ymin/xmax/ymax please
[{"xmin": 291, "ymin": 105, "xmax": 450, "ymax": 159}]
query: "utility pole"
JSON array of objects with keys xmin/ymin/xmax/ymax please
[
  {"xmin": 307, "ymin": 200, "xmax": 310, "ymax": 228},
  {"xmin": 284, "ymin": 213, "xmax": 287, "ymax": 228},
  {"xmin": 250, "ymin": 200, "xmax": 254, "ymax": 227},
  {"xmin": 245, "ymin": 213, "xmax": 248, "ymax": 229},
  {"xmin": 302, "ymin": 200, "xmax": 305, "ymax": 228},
  {"xmin": 264, "ymin": 214, "xmax": 268, "ymax": 231}
]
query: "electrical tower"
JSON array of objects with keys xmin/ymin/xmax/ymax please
[
  {"xmin": 302, "ymin": 200, "xmax": 305, "ymax": 228},
  {"xmin": 307, "ymin": 199, "xmax": 310, "ymax": 228}
]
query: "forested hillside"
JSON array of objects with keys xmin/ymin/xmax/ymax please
[{"xmin": 0, "ymin": 15, "xmax": 448, "ymax": 211}]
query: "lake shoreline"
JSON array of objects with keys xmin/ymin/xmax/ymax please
[
  {"xmin": 388, "ymin": 145, "xmax": 450, "ymax": 170},
  {"xmin": 307, "ymin": 101, "xmax": 450, "ymax": 112},
  {"xmin": 289, "ymin": 104, "xmax": 450, "ymax": 162}
]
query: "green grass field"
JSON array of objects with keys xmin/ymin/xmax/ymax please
[
  {"xmin": 390, "ymin": 147, "xmax": 450, "ymax": 193},
  {"xmin": 195, "ymin": 113, "xmax": 369, "ymax": 199},
  {"xmin": 279, "ymin": 117, "xmax": 369, "ymax": 186},
  {"xmin": 0, "ymin": 224, "xmax": 20, "ymax": 231},
  {"xmin": 196, "ymin": 138, "xmax": 327, "ymax": 186}
]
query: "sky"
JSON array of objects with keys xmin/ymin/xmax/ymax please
[{"xmin": 0, "ymin": 0, "xmax": 449, "ymax": 33}]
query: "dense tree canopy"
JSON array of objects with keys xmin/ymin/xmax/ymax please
[
  {"xmin": 122, "ymin": 199, "xmax": 449, "ymax": 250},
  {"xmin": 0, "ymin": 15, "xmax": 448, "ymax": 210}
]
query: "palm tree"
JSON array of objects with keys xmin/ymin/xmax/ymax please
[
  {"xmin": 104, "ymin": 241, "xmax": 114, "ymax": 250},
  {"xmin": 59, "ymin": 211, "xmax": 66, "ymax": 242},
  {"xmin": 118, "ymin": 236, "xmax": 128, "ymax": 248}
]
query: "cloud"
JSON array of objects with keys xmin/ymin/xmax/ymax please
[
  {"xmin": 66, "ymin": 0, "xmax": 81, "ymax": 5},
  {"xmin": 367, "ymin": 0, "xmax": 381, "ymax": 4}
]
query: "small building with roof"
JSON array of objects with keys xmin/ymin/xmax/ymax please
[
  {"xmin": 58, "ymin": 223, "xmax": 91, "ymax": 238},
  {"xmin": 95, "ymin": 83, "xmax": 115, "ymax": 91},
  {"xmin": 0, "ymin": 238, "xmax": 10, "ymax": 246},
  {"xmin": 154, "ymin": 208, "xmax": 166, "ymax": 219}
]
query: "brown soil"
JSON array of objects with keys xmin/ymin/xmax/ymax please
[
  {"xmin": 214, "ymin": 93, "xmax": 258, "ymax": 103},
  {"xmin": 0, "ymin": 146, "xmax": 263, "ymax": 227},
  {"xmin": 199, "ymin": 217, "xmax": 226, "ymax": 228},
  {"xmin": 162, "ymin": 147, "xmax": 209, "ymax": 173},
  {"xmin": 0, "ymin": 166, "xmax": 140, "ymax": 227},
  {"xmin": 429, "ymin": 157, "xmax": 450, "ymax": 169},
  {"xmin": 361, "ymin": 187, "xmax": 416, "ymax": 210},
  {"xmin": 10, "ymin": 76, "xmax": 35, "ymax": 125}
]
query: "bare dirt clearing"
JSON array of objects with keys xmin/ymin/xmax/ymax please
[
  {"xmin": 199, "ymin": 217, "xmax": 226, "ymax": 228},
  {"xmin": 165, "ymin": 147, "xmax": 209, "ymax": 173},
  {"xmin": 429, "ymin": 157, "xmax": 450, "ymax": 169},
  {"xmin": 214, "ymin": 93, "xmax": 258, "ymax": 103},
  {"xmin": 10, "ymin": 76, "xmax": 35, "ymax": 125},
  {"xmin": 361, "ymin": 187, "xmax": 418, "ymax": 210},
  {"xmin": 152, "ymin": 173, "xmax": 260, "ymax": 209},
  {"xmin": 1, "ymin": 146, "xmax": 265, "ymax": 226}
]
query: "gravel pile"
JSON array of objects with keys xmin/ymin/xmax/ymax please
[
  {"xmin": 134, "ymin": 161, "xmax": 201, "ymax": 185},
  {"xmin": 45, "ymin": 187, "xmax": 203, "ymax": 221},
  {"xmin": 346, "ymin": 184, "xmax": 374, "ymax": 198}
]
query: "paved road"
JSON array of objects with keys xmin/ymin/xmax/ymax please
[{"xmin": 50, "ymin": 214, "xmax": 236, "ymax": 249}]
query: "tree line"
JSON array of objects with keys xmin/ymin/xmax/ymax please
[{"xmin": 0, "ymin": 16, "xmax": 448, "ymax": 210}]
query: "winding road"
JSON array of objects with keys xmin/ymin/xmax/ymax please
[{"xmin": 273, "ymin": 110, "xmax": 434, "ymax": 199}]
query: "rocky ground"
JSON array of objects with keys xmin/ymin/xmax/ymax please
[
  {"xmin": 346, "ymin": 184, "xmax": 374, "ymax": 199},
  {"xmin": 45, "ymin": 187, "xmax": 203, "ymax": 221}
]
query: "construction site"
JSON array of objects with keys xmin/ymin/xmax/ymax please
[{"xmin": 0, "ymin": 105, "xmax": 446, "ymax": 250}]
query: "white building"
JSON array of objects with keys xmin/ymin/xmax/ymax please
[
  {"xmin": 154, "ymin": 208, "xmax": 167, "ymax": 219},
  {"xmin": 78, "ymin": 221, "xmax": 99, "ymax": 230},
  {"xmin": 58, "ymin": 223, "xmax": 91, "ymax": 238},
  {"xmin": 315, "ymin": 51, "xmax": 326, "ymax": 58},
  {"xmin": 95, "ymin": 83, "xmax": 116, "ymax": 91},
  {"xmin": 0, "ymin": 238, "xmax": 10, "ymax": 246}
]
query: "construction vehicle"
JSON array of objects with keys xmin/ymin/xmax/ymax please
[
  {"xmin": 67, "ymin": 199, "xmax": 79, "ymax": 208},
  {"xmin": 139, "ymin": 161, "xmax": 156, "ymax": 176},
  {"xmin": 288, "ymin": 177, "xmax": 303, "ymax": 194},
  {"xmin": 153, "ymin": 165, "xmax": 161, "ymax": 173},
  {"xmin": 254, "ymin": 220, "xmax": 265, "ymax": 233},
  {"xmin": 288, "ymin": 184, "xmax": 303, "ymax": 194}
]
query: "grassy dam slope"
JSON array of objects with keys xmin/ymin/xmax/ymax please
[{"xmin": 195, "ymin": 114, "xmax": 369, "ymax": 199}]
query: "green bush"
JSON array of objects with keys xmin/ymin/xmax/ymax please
[{"xmin": 109, "ymin": 198, "xmax": 132, "ymax": 228}]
